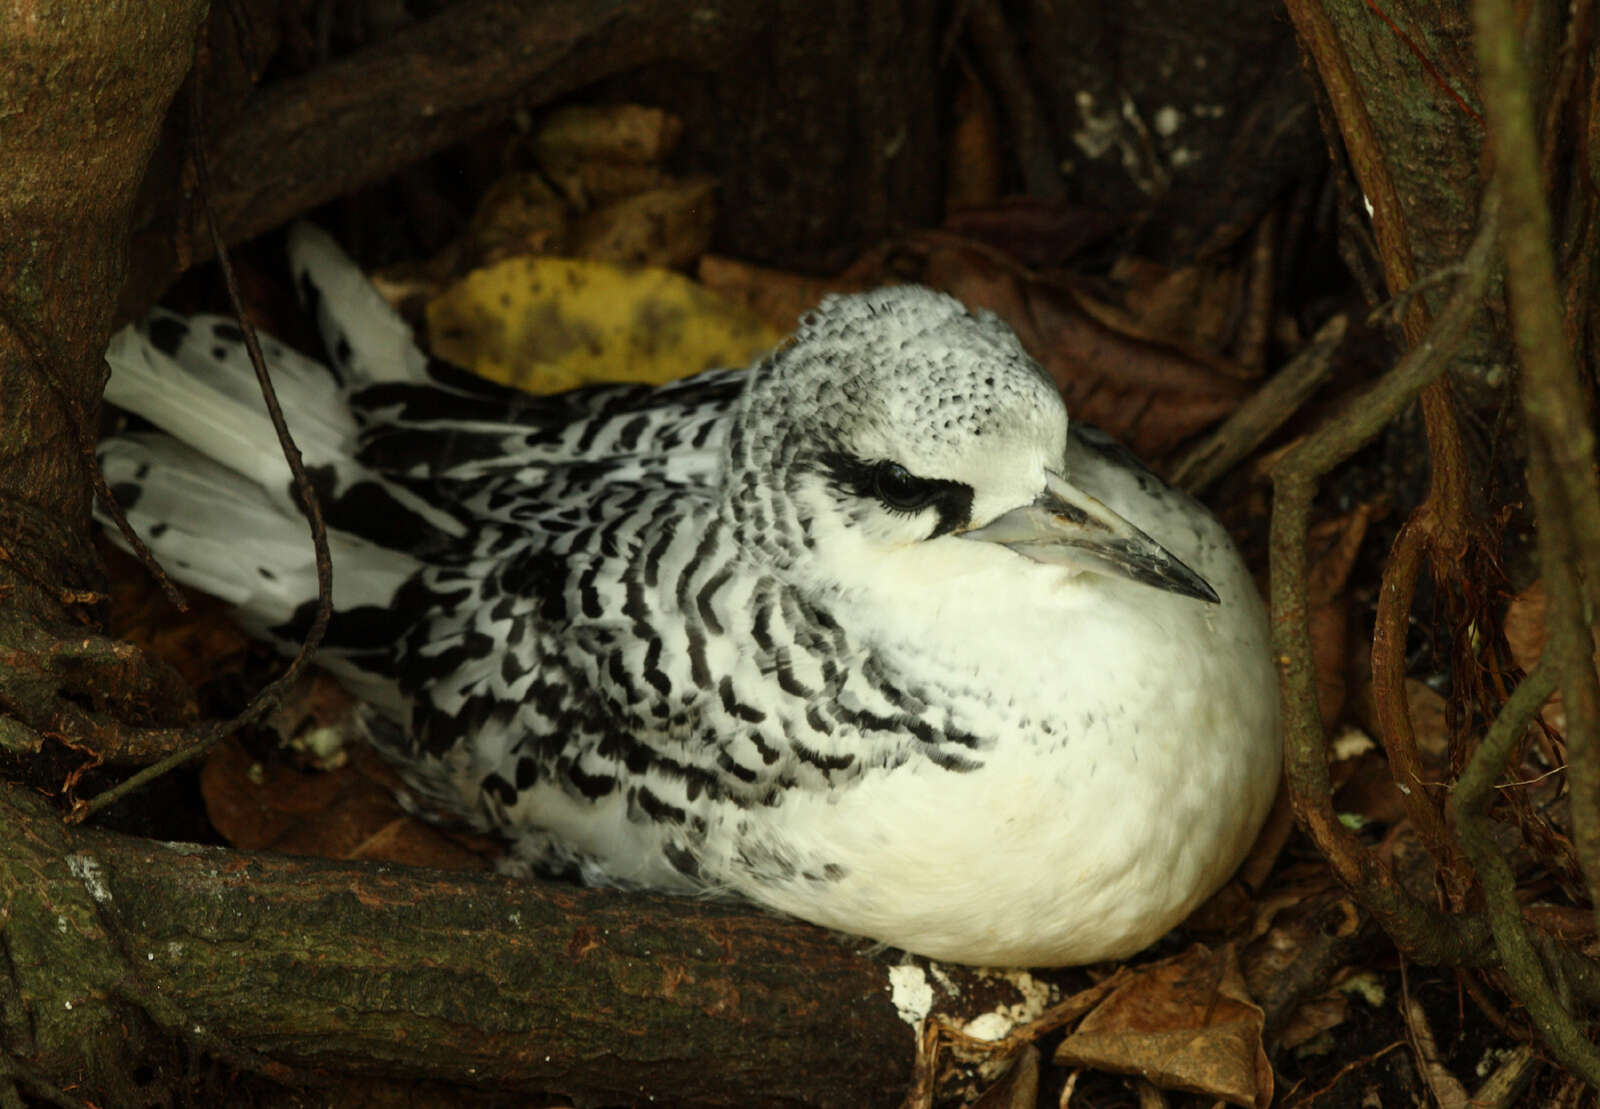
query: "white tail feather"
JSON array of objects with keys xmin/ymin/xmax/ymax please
[
  {"xmin": 102, "ymin": 311, "xmax": 356, "ymax": 503},
  {"xmin": 98, "ymin": 435, "xmax": 419, "ymax": 628},
  {"xmin": 287, "ymin": 222, "xmax": 430, "ymax": 385}
]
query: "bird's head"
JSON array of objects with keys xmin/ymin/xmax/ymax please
[{"xmin": 723, "ymin": 287, "xmax": 1216, "ymax": 603}]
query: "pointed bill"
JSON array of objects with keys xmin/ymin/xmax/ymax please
[{"xmin": 962, "ymin": 471, "xmax": 1220, "ymax": 603}]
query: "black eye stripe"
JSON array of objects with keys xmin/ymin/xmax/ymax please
[{"xmin": 814, "ymin": 451, "xmax": 974, "ymax": 538}]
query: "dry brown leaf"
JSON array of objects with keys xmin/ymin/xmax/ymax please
[
  {"xmin": 1310, "ymin": 598, "xmax": 1350, "ymax": 731},
  {"xmin": 696, "ymin": 254, "xmax": 868, "ymax": 333},
  {"xmin": 968, "ymin": 1044, "xmax": 1039, "ymax": 1109},
  {"xmin": 1107, "ymin": 256, "xmax": 1247, "ymax": 370},
  {"xmin": 1505, "ymin": 578, "xmax": 1547, "ymax": 671},
  {"xmin": 1401, "ymin": 995, "xmax": 1471, "ymax": 1108},
  {"xmin": 1275, "ymin": 991, "xmax": 1350, "ymax": 1051},
  {"xmin": 924, "ymin": 247, "xmax": 1246, "ymax": 458},
  {"xmin": 1303, "ymin": 504, "xmax": 1379, "ymax": 729},
  {"xmin": 462, "ymin": 172, "xmax": 570, "ymax": 266},
  {"xmin": 941, "ymin": 202, "xmax": 1124, "ymax": 270},
  {"xmin": 102, "ymin": 542, "xmax": 251, "ymax": 700},
  {"xmin": 534, "ymin": 103, "xmax": 684, "ymax": 165},
  {"xmin": 1504, "ymin": 579, "xmax": 1591, "ymax": 736},
  {"xmin": 1404, "ymin": 678, "xmax": 1450, "ymax": 770},
  {"xmin": 569, "ymin": 177, "xmax": 718, "ymax": 268},
  {"xmin": 1185, "ymin": 786, "xmax": 1295, "ymax": 937},
  {"xmin": 1306, "ymin": 504, "xmax": 1377, "ymax": 605},
  {"xmin": 201, "ymin": 736, "xmax": 492, "ymax": 871},
  {"xmin": 1332, "ymin": 754, "xmax": 1410, "ymax": 827},
  {"xmin": 550, "ymin": 161, "xmax": 673, "ymax": 207},
  {"xmin": 1054, "ymin": 944, "xmax": 1272, "ymax": 1109}
]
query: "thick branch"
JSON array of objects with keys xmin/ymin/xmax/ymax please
[
  {"xmin": 0, "ymin": 781, "xmax": 912, "ymax": 1107},
  {"xmin": 124, "ymin": 0, "xmax": 946, "ymax": 311},
  {"xmin": 122, "ymin": 0, "xmax": 755, "ymax": 313}
]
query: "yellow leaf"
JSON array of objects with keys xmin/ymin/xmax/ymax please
[{"xmin": 426, "ymin": 256, "xmax": 783, "ymax": 393}]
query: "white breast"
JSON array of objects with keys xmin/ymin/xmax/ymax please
[{"xmin": 701, "ymin": 438, "xmax": 1281, "ymax": 966}]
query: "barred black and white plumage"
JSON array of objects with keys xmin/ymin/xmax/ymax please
[{"xmin": 97, "ymin": 224, "xmax": 1281, "ymax": 966}]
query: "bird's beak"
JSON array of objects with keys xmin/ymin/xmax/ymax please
[{"xmin": 962, "ymin": 471, "xmax": 1220, "ymax": 603}]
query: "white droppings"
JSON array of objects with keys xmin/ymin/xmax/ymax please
[
  {"xmin": 889, "ymin": 964, "xmax": 934, "ymax": 1026},
  {"xmin": 295, "ymin": 724, "xmax": 346, "ymax": 762},
  {"xmin": 1332, "ymin": 726, "xmax": 1376, "ymax": 760},
  {"xmin": 1154, "ymin": 106, "xmax": 1184, "ymax": 137},
  {"xmin": 962, "ymin": 1012, "xmax": 1013, "ymax": 1041},
  {"xmin": 66, "ymin": 854, "xmax": 111, "ymax": 904},
  {"xmin": 962, "ymin": 969, "xmax": 1055, "ymax": 1041}
]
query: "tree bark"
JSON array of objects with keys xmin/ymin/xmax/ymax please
[
  {"xmin": 0, "ymin": 780, "xmax": 913, "ymax": 1106},
  {"xmin": 121, "ymin": 0, "xmax": 945, "ymax": 316},
  {"xmin": 0, "ymin": 0, "xmax": 207, "ymax": 628}
]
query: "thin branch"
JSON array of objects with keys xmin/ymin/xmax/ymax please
[
  {"xmin": 1172, "ymin": 312, "xmax": 1347, "ymax": 494},
  {"xmin": 1452, "ymin": 659, "xmax": 1600, "ymax": 1085},
  {"xmin": 1267, "ymin": 193, "xmax": 1501, "ymax": 966},
  {"xmin": 68, "ymin": 70, "xmax": 335, "ymax": 823}
]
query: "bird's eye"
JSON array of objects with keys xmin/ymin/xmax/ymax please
[{"xmin": 872, "ymin": 461, "xmax": 936, "ymax": 511}]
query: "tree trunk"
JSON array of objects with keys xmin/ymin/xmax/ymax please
[{"xmin": 0, "ymin": 0, "xmax": 207, "ymax": 629}]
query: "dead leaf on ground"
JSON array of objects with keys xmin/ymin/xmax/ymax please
[
  {"xmin": 569, "ymin": 176, "xmax": 718, "ymax": 268},
  {"xmin": 1054, "ymin": 943, "xmax": 1272, "ymax": 1108},
  {"xmin": 427, "ymin": 255, "xmax": 781, "ymax": 391},
  {"xmin": 201, "ymin": 735, "xmax": 493, "ymax": 871},
  {"xmin": 696, "ymin": 254, "xmax": 869, "ymax": 333},
  {"xmin": 920, "ymin": 243, "xmax": 1246, "ymax": 458},
  {"xmin": 1505, "ymin": 579, "xmax": 1586, "ymax": 736},
  {"xmin": 533, "ymin": 103, "xmax": 685, "ymax": 166},
  {"xmin": 1301, "ymin": 503, "xmax": 1378, "ymax": 729},
  {"xmin": 102, "ymin": 541, "xmax": 252, "ymax": 699},
  {"xmin": 456, "ymin": 172, "xmax": 571, "ymax": 270},
  {"xmin": 941, "ymin": 199, "xmax": 1122, "ymax": 270},
  {"xmin": 1185, "ymin": 784, "xmax": 1295, "ymax": 937},
  {"xmin": 1276, "ymin": 990, "xmax": 1350, "ymax": 1052},
  {"xmin": 968, "ymin": 1044, "xmax": 1039, "ymax": 1109},
  {"xmin": 1104, "ymin": 255, "xmax": 1248, "ymax": 373}
]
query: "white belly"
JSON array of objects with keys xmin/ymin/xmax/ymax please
[{"xmin": 710, "ymin": 463, "xmax": 1281, "ymax": 966}]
